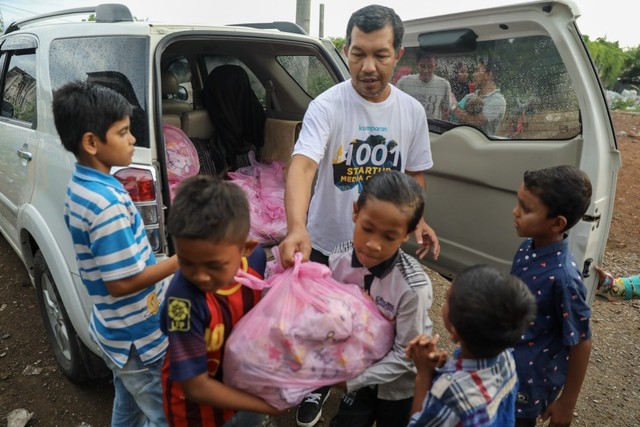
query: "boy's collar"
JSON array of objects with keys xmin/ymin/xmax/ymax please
[{"xmin": 351, "ymin": 249, "xmax": 399, "ymax": 279}]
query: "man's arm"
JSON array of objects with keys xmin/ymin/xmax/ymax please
[
  {"xmin": 105, "ymin": 255, "xmax": 178, "ymax": 297},
  {"xmin": 278, "ymin": 154, "xmax": 318, "ymax": 267},
  {"xmin": 404, "ymin": 170, "xmax": 440, "ymax": 260},
  {"xmin": 541, "ymin": 338, "xmax": 592, "ymax": 427}
]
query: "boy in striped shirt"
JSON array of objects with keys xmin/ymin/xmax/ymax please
[{"xmin": 54, "ymin": 81, "xmax": 179, "ymax": 427}]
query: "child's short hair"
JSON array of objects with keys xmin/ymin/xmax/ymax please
[
  {"xmin": 449, "ymin": 265, "xmax": 536, "ymax": 358},
  {"xmin": 523, "ymin": 165, "xmax": 592, "ymax": 231},
  {"xmin": 167, "ymin": 175, "xmax": 250, "ymax": 246},
  {"xmin": 356, "ymin": 170, "xmax": 425, "ymax": 233},
  {"xmin": 52, "ymin": 81, "xmax": 133, "ymax": 156}
]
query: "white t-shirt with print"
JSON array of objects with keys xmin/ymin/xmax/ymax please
[{"xmin": 293, "ymin": 80, "xmax": 433, "ymax": 255}]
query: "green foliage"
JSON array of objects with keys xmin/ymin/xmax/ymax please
[
  {"xmin": 585, "ymin": 37, "xmax": 627, "ymax": 89},
  {"xmin": 329, "ymin": 37, "xmax": 346, "ymax": 52},
  {"xmin": 610, "ymin": 97, "xmax": 640, "ymax": 112}
]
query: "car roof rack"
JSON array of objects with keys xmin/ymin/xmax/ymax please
[
  {"xmin": 3, "ymin": 3, "xmax": 133, "ymax": 35},
  {"xmin": 228, "ymin": 21, "xmax": 307, "ymax": 35}
]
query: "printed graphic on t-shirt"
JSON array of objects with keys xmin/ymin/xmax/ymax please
[
  {"xmin": 167, "ymin": 297, "xmax": 191, "ymax": 331},
  {"xmin": 332, "ymin": 134, "xmax": 402, "ymax": 192}
]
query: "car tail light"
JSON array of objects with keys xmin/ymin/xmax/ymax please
[
  {"xmin": 113, "ymin": 168, "xmax": 156, "ymax": 202},
  {"xmin": 113, "ymin": 166, "xmax": 165, "ymax": 254}
]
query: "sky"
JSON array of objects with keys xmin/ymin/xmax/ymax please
[{"xmin": 1, "ymin": 0, "xmax": 638, "ymax": 48}]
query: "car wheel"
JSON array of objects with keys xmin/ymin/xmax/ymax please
[{"xmin": 33, "ymin": 250, "xmax": 91, "ymax": 383}]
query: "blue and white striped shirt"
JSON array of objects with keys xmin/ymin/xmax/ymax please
[{"xmin": 64, "ymin": 164, "xmax": 167, "ymax": 368}]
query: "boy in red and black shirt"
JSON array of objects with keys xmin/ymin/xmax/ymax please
[{"xmin": 160, "ymin": 175, "xmax": 278, "ymax": 427}]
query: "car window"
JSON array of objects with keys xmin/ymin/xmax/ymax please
[
  {"xmin": 277, "ymin": 55, "xmax": 335, "ymax": 98},
  {"xmin": 396, "ymin": 35, "xmax": 580, "ymax": 140},
  {"xmin": 49, "ymin": 36, "xmax": 150, "ymax": 147},
  {"xmin": 1, "ymin": 48, "xmax": 36, "ymax": 126},
  {"xmin": 203, "ymin": 56, "xmax": 266, "ymax": 106}
]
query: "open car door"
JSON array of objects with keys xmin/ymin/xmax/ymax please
[{"xmin": 399, "ymin": 0, "xmax": 620, "ymax": 303}]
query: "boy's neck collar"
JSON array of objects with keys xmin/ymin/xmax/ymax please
[
  {"xmin": 531, "ymin": 233, "xmax": 567, "ymax": 249},
  {"xmin": 351, "ymin": 249, "xmax": 399, "ymax": 278}
]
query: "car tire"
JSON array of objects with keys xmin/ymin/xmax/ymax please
[{"xmin": 33, "ymin": 250, "xmax": 91, "ymax": 383}]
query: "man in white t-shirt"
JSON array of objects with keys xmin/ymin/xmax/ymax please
[
  {"xmin": 277, "ymin": 6, "xmax": 440, "ymax": 426},
  {"xmin": 396, "ymin": 52, "xmax": 452, "ymax": 120}
]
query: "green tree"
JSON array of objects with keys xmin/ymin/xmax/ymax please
[
  {"xmin": 330, "ymin": 37, "xmax": 346, "ymax": 52},
  {"xmin": 584, "ymin": 36, "xmax": 627, "ymax": 89}
]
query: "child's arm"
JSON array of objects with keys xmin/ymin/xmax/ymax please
[
  {"xmin": 105, "ymin": 254, "xmax": 179, "ymax": 297},
  {"xmin": 406, "ymin": 334, "xmax": 447, "ymax": 415},
  {"xmin": 541, "ymin": 338, "xmax": 592, "ymax": 426},
  {"xmin": 180, "ymin": 372, "xmax": 281, "ymax": 415}
]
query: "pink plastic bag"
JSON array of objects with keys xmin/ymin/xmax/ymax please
[
  {"xmin": 227, "ymin": 152, "xmax": 287, "ymax": 245},
  {"xmin": 223, "ymin": 249, "xmax": 394, "ymax": 410}
]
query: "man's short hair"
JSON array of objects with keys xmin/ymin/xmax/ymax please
[
  {"xmin": 524, "ymin": 165, "xmax": 592, "ymax": 231},
  {"xmin": 449, "ymin": 265, "xmax": 536, "ymax": 358},
  {"xmin": 345, "ymin": 4, "xmax": 404, "ymax": 53},
  {"xmin": 168, "ymin": 175, "xmax": 250, "ymax": 246},
  {"xmin": 52, "ymin": 81, "xmax": 133, "ymax": 156}
]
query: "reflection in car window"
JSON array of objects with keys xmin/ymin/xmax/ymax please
[
  {"xmin": 396, "ymin": 36, "xmax": 580, "ymax": 140},
  {"xmin": 167, "ymin": 57, "xmax": 193, "ymax": 107},
  {"xmin": 1, "ymin": 49, "xmax": 37, "ymax": 125},
  {"xmin": 277, "ymin": 55, "xmax": 335, "ymax": 98},
  {"xmin": 49, "ymin": 37, "xmax": 150, "ymax": 147}
]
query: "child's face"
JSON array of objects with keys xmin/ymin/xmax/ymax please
[
  {"xmin": 512, "ymin": 183, "xmax": 562, "ymax": 246},
  {"xmin": 352, "ymin": 197, "xmax": 410, "ymax": 268},
  {"xmin": 173, "ymin": 237, "xmax": 254, "ymax": 293},
  {"xmin": 91, "ymin": 116, "xmax": 136, "ymax": 173}
]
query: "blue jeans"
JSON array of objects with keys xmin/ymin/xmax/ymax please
[{"xmin": 102, "ymin": 347, "xmax": 167, "ymax": 427}]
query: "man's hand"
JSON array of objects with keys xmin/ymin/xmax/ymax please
[
  {"xmin": 414, "ymin": 220, "xmax": 440, "ymax": 260},
  {"xmin": 277, "ymin": 228, "xmax": 312, "ymax": 268}
]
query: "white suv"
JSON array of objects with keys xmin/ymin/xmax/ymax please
[{"xmin": 0, "ymin": 0, "xmax": 619, "ymax": 382}]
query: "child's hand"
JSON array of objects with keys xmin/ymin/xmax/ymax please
[
  {"xmin": 405, "ymin": 334, "xmax": 447, "ymax": 373},
  {"xmin": 540, "ymin": 397, "xmax": 575, "ymax": 427}
]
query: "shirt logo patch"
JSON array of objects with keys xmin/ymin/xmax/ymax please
[
  {"xmin": 168, "ymin": 297, "xmax": 191, "ymax": 331},
  {"xmin": 146, "ymin": 292, "xmax": 160, "ymax": 315}
]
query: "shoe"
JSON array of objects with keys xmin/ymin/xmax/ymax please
[{"xmin": 296, "ymin": 387, "xmax": 331, "ymax": 427}]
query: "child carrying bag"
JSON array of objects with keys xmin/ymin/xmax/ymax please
[{"xmin": 223, "ymin": 249, "xmax": 394, "ymax": 410}]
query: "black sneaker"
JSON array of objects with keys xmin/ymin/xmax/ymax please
[{"xmin": 296, "ymin": 387, "xmax": 331, "ymax": 427}]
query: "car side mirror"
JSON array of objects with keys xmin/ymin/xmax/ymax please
[
  {"xmin": 1, "ymin": 100, "xmax": 14, "ymax": 118},
  {"xmin": 177, "ymin": 86, "xmax": 188, "ymax": 101}
]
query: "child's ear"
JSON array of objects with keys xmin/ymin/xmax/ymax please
[
  {"xmin": 81, "ymin": 132, "xmax": 100, "ymax": 155},
  {"xmin": 352, "ymin": 202, "xmax": 359, "ymax": 223},
  {"xmin": 551, "ymin": 215, "xmax": 568, "ymax": 233},
  {"xmin": 241, "ymin": 240, "xmax": 258, "ymax": 257}
]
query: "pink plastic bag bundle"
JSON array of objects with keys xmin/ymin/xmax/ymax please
[
  {"xmin": 163, "ymin": 124, "xmax": 200, "ymax": 201},
  {"xmin": 223, "ymin": 249, "xmax": 394, "ymax": 410},
  {"xmin": 227, "ymin": 153, "xmax": 287, "ymax": 245}
]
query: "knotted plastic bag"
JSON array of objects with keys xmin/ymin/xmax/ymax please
[{"xmin": 223, "ymin": 249, "xmax": 394, "ymax": 410}]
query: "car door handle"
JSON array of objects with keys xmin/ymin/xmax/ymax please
[{"xmin": 17, "ymin": 149, "xmax": 32, "ymax": 161}]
